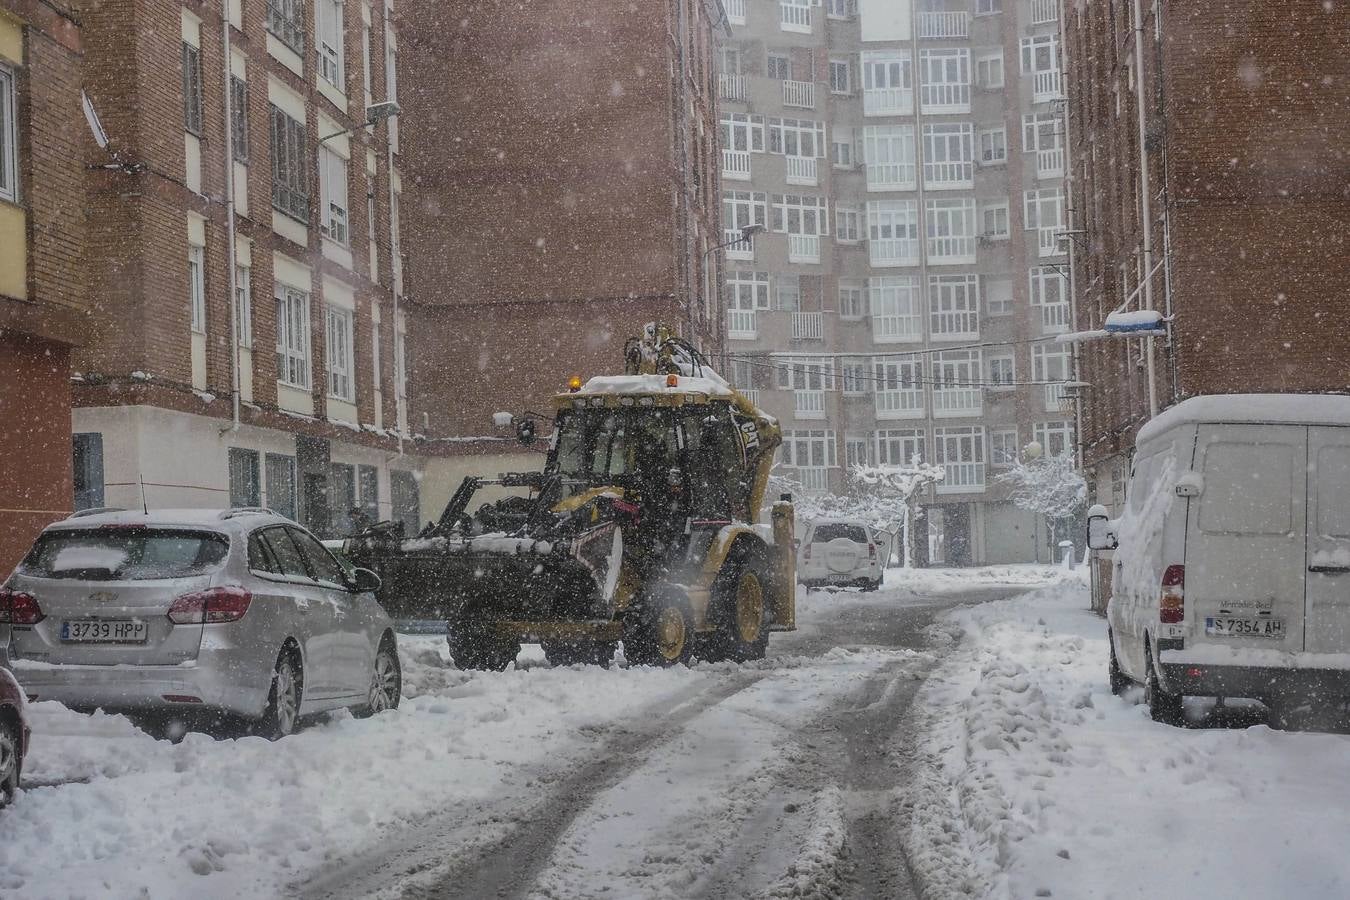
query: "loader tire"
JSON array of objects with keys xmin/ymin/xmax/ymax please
[
  {"xmin": 448, "ymin": 623, "xmax": 518, "ymax": 672},
  {"xmin": 703, "ymin": 549, "xmax": 770, "ymax": 664},
  {"xmin": 624, "ymin": 589, "xmax": 694, "ymax": 668},
  {"xmin": 543, "ymin": 640, "xmax": 616, "ymax": 668}
]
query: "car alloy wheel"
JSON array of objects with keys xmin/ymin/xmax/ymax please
[
  {"xmin": 0, "ymin": 721, "xmax": 18, "ymax": 808},
  {"xmin": 368, "ymin": 645, "xmax": 401, "ymax": 713}
]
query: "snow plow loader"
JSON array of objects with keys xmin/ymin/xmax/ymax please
[{"xmin": 343, "ymin": 324, "xmax": 796, "ymax": 669}]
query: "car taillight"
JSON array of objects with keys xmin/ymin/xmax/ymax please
[
  {"xmin": 868, "ymin": 544, "xmax": 877, "ymax": 560},
  {"xmin": 0, "ymin": 588, "xmax": 45, "ymax": 625},
  {"xmin": 167, "ymin": 586, "xmax": 252, "ymax": 624},
  {"xmin": 1160, "ymin": 564, "xmax": 1185, "ymax": 624}
]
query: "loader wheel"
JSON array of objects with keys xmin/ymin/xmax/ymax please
[
  {"xmin": 704, "ymin": 553, "xmax": 770, "ymax": 663},
  {"xmin": 625, "ymin": 589, "xmax": 694, "ymax": 667},
  {"xmin": 448, "ymin": 624, "xmax": 518, "ymax": 672},
  {"xmin": 543, "ymin": 640, "xmax": 616, "ymax": 668}
]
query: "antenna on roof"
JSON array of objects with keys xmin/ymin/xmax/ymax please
[{"xmin": 138, "ymin": 474, "xmax": 149, "ymax": 515}]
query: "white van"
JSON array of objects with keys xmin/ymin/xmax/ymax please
[{"xmin": 1089, "ymin": 394, "xmax": 1350, "ymax": 726}]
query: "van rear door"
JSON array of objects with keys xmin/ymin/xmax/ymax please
[
  {"xmin": 1186, "ymin": 425, "xmax": 1307, "ymax": 653},
  {"xmin": 1305, "ymin": 427, "xmax": 1350, "ymax": 654}
]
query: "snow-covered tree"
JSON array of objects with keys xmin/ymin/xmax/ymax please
[{"xmin": 995, "ymin": 452, "xmax": 1087, "ymax": 519}]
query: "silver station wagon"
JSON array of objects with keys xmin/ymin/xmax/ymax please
[{"xmin": 0, "ymin": 508, "xmax": 401, "ymax": 738}]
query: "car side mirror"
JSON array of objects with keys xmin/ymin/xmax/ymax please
[
  {"xmin": 349, "ymin": 567, "xmax": 382, "ymax": 593},
  {"xmin": 1087, "ymin": 513, "xmax": 1118, "ymax": 552}
]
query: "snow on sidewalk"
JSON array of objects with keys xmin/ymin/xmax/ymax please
[{"xmin": 900, "ymin": 574, "xmax": 1350, "ymax": 900}]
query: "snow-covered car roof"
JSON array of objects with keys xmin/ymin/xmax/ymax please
[
  {"xmin": 1137, "ymin": 393, "xmax": 1350, "ymax": 445},
  {"xmin": 571, "ymin": 373, "xmax": 735, "ymax": 398},
  {"xmin": 42, "ymin": 508, "xmax": 296, "ymax": 535}
]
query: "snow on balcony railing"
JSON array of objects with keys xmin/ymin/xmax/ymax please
[
  {"xmin": 872, "ymin": 312, "xmax": 922, "ymax": 342},
  {"xmin": 724, "ymin": 0, "xmax": 747, "ymax": 25},
  {"xmin": 927, "ymin": 235, "xmax": 977, "ymax": 264},
  {"xmin": 1031, "ymin": 0, "xmax": 1058, "ymax": 25},
  {"xmin": 869, "ymin": 238, "xmax": 920, "ymax": 268},
  {"xmin": 933, "ymin": 387, "xmax": 982, "ymax": 417},
  {"xmin": 866, "ymin": 162, "xmax": 916, "ymax": 191},
  {"xmin": 798, "ymin": 466, "xmax": 830, "ymax": 493},
  {"xmin": 785, "ymin": 155, "xmax": 817, "ymax": 186},
  {"xmin": 788, "ymin": 233, "xmax": 821, "ymax": 264},
  {"xmin": 863, "ymin": 87, "xmax": 913, "ymax": 117},
  {"xmin": 1037, "ymin": 147, "xmax": 1065, "ymax": 179},
  {"xmin": 1033, "ymin": 69, "xmax": 1063, "ymax": 103},
  {"xmin": 876, "ymin": 388, "xmax": 923, "ymax": 419},
  {"xmin": 719, "ymin": 73, "xmax": 747, "ymax": 101},
  {"xmin": 782, "ymin": 79, "xmax": 816, "ymax": 108},
  {"xmin": 779, "ymin": 1, "xmax": 811, "ymax": 32},
  {"xmin": 795, "ymin": 390, "xmax": 826, "ymax": 419},
  {"xmin": 923, "ymin": 160, "xmax": 974, "ymax": 190},
  {"xmin": 1038, "ymin": 226, "xmax": 1064, "ymax": 258},
  {"xmin": 936, "ymin": 462, "xmax": 984, "ymax": 494},
  {"xmin": 1040, "ymin": 302, "xmax": 1071, "ymax": 333},
  {"xmin": 727, "ymin": 309, "xmax": 757, "ymax": 340},
  {"xmin": 791, "ymin": 311, "xmax": 823, "ymax": 341},
  {"xmin": 920, "ymin": 81, "xmax": 970, "ymax": 114},
  {"xmin": 724, "ymin": 228, "xmax": 755, "ymax": 261},
  {"xmin": 918, "ymin": 10, "xmax": 969, "ymax": 38},
  {"xmin": 722, "ymin": 149, "xmax": 752, "ymax": 181}
]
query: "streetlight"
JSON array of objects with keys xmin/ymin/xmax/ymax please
[{"xmin": 318, "ymin": 100, "xmax": 402, "ymax": 144}]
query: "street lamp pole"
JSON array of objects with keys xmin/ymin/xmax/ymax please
[{"xmin": 699, "ymin": 223, "xmax": 766, "ymax": 367}]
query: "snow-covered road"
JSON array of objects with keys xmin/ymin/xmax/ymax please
[
  {"xmin": 0, "ymin": 567, "xmax": 1052, "ymax": 900},
  {"xmin": 903, "ymin": 573, "xmax": 1350, "ymax": 900}
]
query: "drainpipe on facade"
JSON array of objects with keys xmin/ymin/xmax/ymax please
[
  {"xmin": 384, "ymin": 2, "xmax": 402, "ymax": 457},
  {"xmin": 223, "ymin": 10, "xmax": 242, "ymax": 432},
  {"xmin": 1056, "ymin": 0, "xmax": 1083, "ymax": 470},
  {"xmin": 1131, "ymin": 0, "xmax": 1158, "ymax": 419}
]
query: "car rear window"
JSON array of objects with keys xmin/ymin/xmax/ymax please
[
  {"xmin": 18, "ymin": 528, "xmax": 230, "ymax": 580},
  {"xmin": 811, "ymin": 524, "xmax": 869, "ymax": 544}
]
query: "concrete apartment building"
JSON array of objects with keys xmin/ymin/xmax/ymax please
[
  {"xmin": 0, "ymin": 1, "xmax": 86, "ymax": 573},
  {"xmin": 1063, "ymin": 0, "xmax": 1350, "ymax": 526},
  {"xmin": 718, "ymin": 0, "xmax": 1073, "ymax": 564},
  {"xmin": 69, "ymin": 0, "xmax": 425, "ymax": 539},
  {"xmin": 396, "ymin": 0, "xmax": 725, "ymax": 460}
]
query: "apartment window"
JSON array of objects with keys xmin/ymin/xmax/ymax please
[
  {"xmin": 391, "ymin": 470, "xmax": 421, "ymax": 535},
  {"xmin": 266, "ymin": 0, "xmax": 306, "ymax": 55},
  {"xmin": 270, "ymin": 105, "xmax": 309, "ymax": 222},
  {"xmin": 826, "ymin": 0, "xmax": 856, "ymax": 18},
  {"xmin": 869, "ymin": 275, "xmax": 921, "ymax": 342},
  {"xmin": 1033, "ymin": 421, "xmax": 1075, "ymax": 459},
  {"xmin": 918, "ymin": 48, "xmax": 970, "ymax": 113},
  {"xmin": 362, "ymin": 16, "xmax": 374, "ymax": 98},
  {"xmin": 182, "ymin": 43, "xmax": 203, "ymax": 136},
  {"xmin": 235, "ymin": 264, "xmax": 253, "ymax": 347},
  {"xmin": 863, "ymin": 125, "xmax": 916, "ymax": 190},
  {"xmin": 874, "ymin": 357, "xmax": 923, "ymax": 417},
  {"xmin": 265, "ymin": 453, "xmax": 297, "ymax": 520},
  {"xmin": 188, "ymin": 245, "xmax": 206, "ymax": 334},
  {"xmin": 844, "ymin": 434, "xmax": 870, "ymax": 469},
  {"xmin": 990, "ymin": 427, "xmax": 1019, "ymax": 466},
  {"xmin": 720, "ymin": 46, "xmax": 743, "ymax": 76},
  {"xmin": 316, "ymin": 0, "xmax": 344, "ymax": 90},
  {"xmin": 876, "ymin": 429, "xmax": 925, "ymax": 466},
  {"xmin": 862, "ymin": 51, "xmax": 913, "ymax": 116},
  {"xmin": 987, "ymin": 353, "xmax": 1015, "ymax": 390},
  {"xmin": 832, "ymin": 134, "xmax": 854, "ymax": 168},
  {"xmin": 1033, "ymin": 342, "xmax": 1071, "ymax": 392},
  {"xmin": 841, "ymin": 361, "xmax": 866, "ymax": 395},
  {"xmin": 330, "ymin": 463, "xmax": 356, "ymax": 534},
  {"xmin": 925, "ymin": 198, "xmax": 978, "ymax": 262},
  {"xmin": 767, "ymin": 53, "xmax": 792, "ymax": 81},
  {"xmin": 724, "ymin": 190, "xmax": 768, "ymax": 235},
  {"xmin": 776, "ymin": 359, "xmax": 834, "ymax": 392},
  {"xmin": 319, "ymin": 147, "xmax": 349, "ymax": 244},
  {"xmin": 326, "ymin": 305, "xmax": 355, "ymax": 401},
  {"xmin": 981, "ymin": 201, "xmax": 1009, "ymax": 239},
  {"xmin": 836, "ymin": 207, "xmax": 860, "ymax": 243},
  {"xmin": 767, "ymin": 118, "xmax": 825, "ymax": 158},
  {"xmin": 721, "ymin": 112, "xmax": 765, "ymax": 153},
  {"xmin": 829, "ymin": 59, "xmax": 851, "ymax": 94},
  {"xmin": 781, "ymin": 429, "xmax": 837, "ymax": 468},
  {"xmin": 358, "ymin": 464, "xmax": 379, "ymax": 523},
  {"xmin": 228, "ymin": 448, "xmax": 261, "ymax": 508},
  {"xmin": 72, "ymin": 433, "xmax": 106, "ymax": 511},
  {"xmin": 770, "ymin": 194, "xmax": 829, "ymax": 236},
  {"xmin": 976, "ymin": 0, "xmax": 1001, "ymax": 11},
  {"xmin": 727, "ymin": 270, "xmax": 771, "ymax": 310},
  {"xmin": 1029, "ymin": 266, "xmax": 1068, "ymax": 307},
  {"xmin": 984, "ymin": 276, "xmax": 1013, "ymax": 316},
  {"xmin": 230, "ymin": 76, "xmax": 250, "ymax": 163},
  {"xmin": 0, "ymin": 65, "xmax": 14, "ymax": 203},
  {"xmin": 1022, "ymin": 112, "xmax": 1065, "ymax": 153},
  {"xmin": 867, "ymin": 200, "xmax": 919, "ymax": 267},
  {"xmin": 976, "ymin": 52, "xmax": 1004, "ymax": 88},
  {"xmin": 1021, "ymin": 35, "xmax": 1060, "ymax": 77},
  {"xmin": 928, "ymin": 275, "xmax": 980, "ymax": 338},
  {"xmin": 979, "ymin": 126, "xmax": 1007, "ymax": 164},
  {"xmin": 838, "ymin": 281, "xmax": 866, "ymax": 318},
  {"xmin": 1024, "ymin": 187, "xmax": 1065, "ymax": 230},
  {"xmin": 775, "ymin": 274, "xmax": 801, "ymax": 311},
  {"xmin": 275, "ymin": 283, "xmax": 312, "ymax": 389},
  {"xmin": 934, "ymin": 427, "xmax": 986, "ymax": 486},
  {"xmin": 922, "ymin": 122, "xmax": 974, "ymax": 188}
]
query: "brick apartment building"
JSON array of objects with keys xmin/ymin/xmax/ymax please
[
  {"xmin": 1063, "ymin": 0, "xmax": 1350, "ymax": 525},
  {"xmin": 715, "ymin": 0, "xmax": 1075, "ymax": 564},
  {"xmin": 396, "ymin": 0, "xmax": 725, "ymax": 450},
  {"xmin": 0, "ymin": 1, "xmax": 86, "ymax": 573},
  {"xmin": 69, "ymin": 0, "xmax": 426, "ymax": 539}
]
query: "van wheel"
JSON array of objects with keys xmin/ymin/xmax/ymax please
[
  {"xmin": 1145, "ymin": 647, "xmax": 1184, "ymax": 726},
  {"xmin": 1108, "ymin": 633, "xmax": 1131, "ymax": 696}
]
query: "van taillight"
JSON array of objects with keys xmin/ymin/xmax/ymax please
[
  {"xmin": 0, "ymin": 588, "xmax": 45, "ymax": 625},
  {"xmin": 168, "ymin": 586, "xmax": 252, "ymax": 624},
  {"xmin": 1160, "ymin": 564, "xmax": 1185, "ymax": 624}
]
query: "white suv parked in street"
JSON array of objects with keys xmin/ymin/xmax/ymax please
[{"xmin": 797, "ymin": 519, "xmax": 883, "ymax": 591}]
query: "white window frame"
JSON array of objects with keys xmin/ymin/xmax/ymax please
[
  {"xmin": 835, "ymin": 207, "xmax": 861, "ymax": 243},
  {"xmin": 918, "ymin": 48, "xmax": 970, "ymax": 113},
  {"xmin": 235, "ymin": 264, "xmax": 253, "ymax": 348},
  {"xmin": 876, "ymin": 428, "xmax": 925, "ymax": 466},
  {"xmin": 828, "ymin": 58, "xmax": 851, "ymax": 94},
  {"xmin": 984, "ymin": 275, "xmax": 1014, "ymax": 316},
  {"xmin": 1023, "ymin": 187, "xmax": 1065, "ymax": 231},
  {"xmin": 770, "ymin": 193, "xmax": 830, "ymax": 236},
  {"xmin": 0, "ymin": 65, "xmax": 14, "ymax": 204},
  {"xmin": 188, "ymin": 245, "xmax": 206, "ymax": 334},
  {"xmin": 979, "ymin": 125, "xmax": 1008, "ymax": 165},
  {"xmin": 782, "ymin": 428, "xmax": 838, "ymax": 468},
  {"xmin": 317, "ymin": 0, "xmax": 346, "ymax": 90},
  {"xmin": 776, "ymin": 358, "xmax": 835, "ymax": 392},
  {"xmin": 990, "ymin": 427, "xmax": 1019, "ymax": 466},
  {"xmin": 869, "ymin": 275, "xmax": 922, "ymax": 342},
  {"xmin": 934, "ymin": 426, "xmax": 986, "ymax": 489},
  {"xmin": 726, "ymin": 270, "xmax": 771, "ymax": 311},
  {"xmin": 873, "ymin": 356, "xmax": 924, "ymax": 419},
  {"xmin": 275, "ymin": 283, "xmax": 312, "ymax": 390},
  {"xmin": 844, "ymin": 432, "xmax": 871, "ymax": 469},
  {"xmin": 866, "ymin": 200, "xmax": 919, "ymax": 267},
  {"xmin": 831, "ymin": 133, "xmax": 854, "ymax": 169},
  {"xmin": 863, "ymin": 125, "xmax": 916, "ymax": 191},
  {"xmin": 326, "ymin": 304, "xmax": 355, "ymax": 401},
  {"xmin": 925, "ymin": 198, "xmax": 978, "ymax": 263},
  {"xmin": 840, "ymin": 361, "xmax": 867, "ymax": 395},
  {"xmin": 1033, "ymin": 420, "xmax": 1075, "ymax": 459},
  {"xmin": 767, "ymin": 117, "xmax": 826, "ymax": 158},
  {"xmin": 921, "ymin": 122, "xmax": 974, "ymax": 188},
  {"xmin": 1022, "ymin": 112, "xmax": 1064, "ymax": 153},
  {"xmin": 981, "ymin": 201, "xmax": 1010, "ymax": 239},
  {"xmin": 724, "ymin": 190, "xmax": 769, "ymax": 234},
  {"xmin": 319, "ymin": 146, "xmax": 349, "ymax": 245},
  {"xmin": 861, "ymin": 51, "xmax": 913, "ymax": 116},
  {"xmin": 928, "ymin": 274, "xmax": 980, "ymax": 339},
  {"xmin": 775, "ymin": 274, "xmax": 801, "ymax": 311},
  {"xmin": 987, "ymin": 352, "xmax": 1015, "ymax": 390},
  {"xmin": 1020, "ymin": 34, "xmax": 1059, "ymax": 77},
  {"xmin": 766, "ymin": 53, "xmax": 792, "ymax": 82},
  {"xmin": 721, "ymin": 112, "xmax": 766, "ymax": 153},
  {"xmin": 975, "ymin": 0, "xmax": 1001, "ymax": 14},
  {"xmin": 1032, "ymin": 342, "xmax": 1071, "ymax": 392},
  {"xmin": 976, "ymin": 52, "xmax": 1004, "ymax": 89},
  {"xmin": 838, "ymin": 280, "xmax": 866, "ymax": 319}
]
